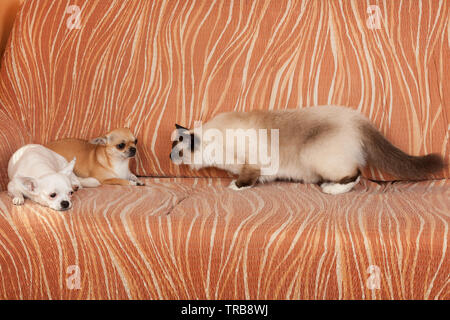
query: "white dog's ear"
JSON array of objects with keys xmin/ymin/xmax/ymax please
[
  {"xmin": 60, "ymin": 158, "xmax": 76, "ymax": 176},
  {"xmin": 90, "ymin": 136, "xmax": 107, "ymax": 145},
  {"xmin": 17, "ymin": 176, "xmax": 39, "ymax": 195}
]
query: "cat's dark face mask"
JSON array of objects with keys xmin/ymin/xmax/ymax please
[{"xmin": 170, "ymin": 124, "xmax": 200, "ymax": 163}]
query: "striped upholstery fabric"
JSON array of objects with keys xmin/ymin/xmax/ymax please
[
  {"xmin": 0, "ymin": 0, "xmax": 448, "ymax": 183},
  {"xmin": 0, "ymin": 0, "xmax": 448, "ymax": 300},
  {"xmin": 0, "ymin": 178, "xmax": 448, "ymax": 299},
  {"xmin": 0, "ymin": 109, "xmax": 31, "ymax": 191}
]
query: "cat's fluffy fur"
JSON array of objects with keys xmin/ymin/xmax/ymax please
[{"xmin": 171, "ymin": 106, "xmax": 445, "ymax": 194}]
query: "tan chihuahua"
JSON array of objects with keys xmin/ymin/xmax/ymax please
[{"xmin": 47, "ymin": 128, "xmax": 145, "ymax": 187}]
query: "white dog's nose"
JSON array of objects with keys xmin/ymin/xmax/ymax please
[{"xmin": 60, "ymin": 200, "xmax": 70, "ymax": 210}]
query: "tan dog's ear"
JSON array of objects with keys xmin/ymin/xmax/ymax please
[{"xmin": 90, "ymin": 136, "xmax": 108, "ymax": 145}]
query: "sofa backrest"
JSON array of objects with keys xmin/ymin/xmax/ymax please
[
  {"xmin": 0, "ymin": 0, "xmax": 448, "ymax": 185},
  {"xmin": 0, "ymin": 0, "xmax": 23, "ymax": 61}
]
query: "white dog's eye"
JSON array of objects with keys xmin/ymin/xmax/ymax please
[
  {"xmin": 69, "ymin": 191, "xmax": 74, "ymax": 196},
  {"xmin": 49, "ymin": 193, "xmax": 57, "ymax": 198}
]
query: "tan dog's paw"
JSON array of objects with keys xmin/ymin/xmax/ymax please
[
  {"xmin": 130, "ymin": 179, "xmax": 145, "ymax": 186},
  {"xmin": 136, "ymin": 180, "xmax": 145, "ymax": 186},
  {"xmin": 129, "ymin": 174, "xmax": 145, "ymax": 186},
  {"xmin": 70, "ymin": 174, "xmax": 82, "ymax": 191}
]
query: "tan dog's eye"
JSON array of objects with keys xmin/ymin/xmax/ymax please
[
  {"xmin": 134, "ymin": 139, "xmax": 138, "ymax": 144},
  {"xmin": 117, "ymin": 143, "xmax": 126, "ymax": 150}
]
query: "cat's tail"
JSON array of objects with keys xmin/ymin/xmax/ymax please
[{"xmin": 359, "ymin": 121, "xmax": 445, "ymax": 180}]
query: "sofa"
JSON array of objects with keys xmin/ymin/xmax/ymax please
[
  {"xmin": 0, "ymin": 0, "xmax": 23, "ymax": 60},
  {"xmin": 0, "ymin": 0, "xmax": 448, "ymax": 300}
]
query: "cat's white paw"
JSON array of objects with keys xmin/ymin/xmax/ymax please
[
  {"xmin": 321, "ymin": 177, "xmax": 360, "ymax": 195},
  {"xmin": 228, "ymin": 180, "xmax": 252, "ymax": 191},
  {"xmin": 12, "ymin": 196, "xmax": 24, "ymax": 206}
]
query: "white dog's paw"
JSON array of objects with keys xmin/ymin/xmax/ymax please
[
  {"xmin": 228, "ymin": 180, "xmax": 252, "ymax": 191},
  {"xmin": 12, "ymin": 196, "xmax": 24, "ymax": 206}
]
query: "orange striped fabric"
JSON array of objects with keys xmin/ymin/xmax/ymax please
[
  {"xmin": 0, "ymin": 108, "xmax": 31, "ymax": 190},
  {"xmin": 0, "ymin": 0, "xmax": 448, "ymax": 185},
  {"xmin": 0, "ymin": 0, "xmax": 448, "ymax": 301},
  {"xmin": 0, "ymin": 177, "xmax": 448, "ymax": 299}
]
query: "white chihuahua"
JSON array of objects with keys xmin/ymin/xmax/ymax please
[{"xmin": 7, "ymin": 144, "xmax": 81, "ymax": 211}]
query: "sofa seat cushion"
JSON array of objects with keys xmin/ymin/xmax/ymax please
[{"xmin": 0, "ymin": 178, "xmax": 448, "ymax": 299}]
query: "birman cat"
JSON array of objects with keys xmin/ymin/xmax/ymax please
[{"xmin": 170, "ymin": 106, "xmax": 445, "ymax": 194}]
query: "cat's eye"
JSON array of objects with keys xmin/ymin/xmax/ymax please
[
  {"xmin": 49, "ymin": 193, "xmax": 57, "ymax": 198},
  {"xmin": 117, "ymin": 143, "xmax": 126, "ymax": 150}
]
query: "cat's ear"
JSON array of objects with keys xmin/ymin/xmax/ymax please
[{"xmin": 175, "ymin": 123, "xmax": 189, "ymax": 131}]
